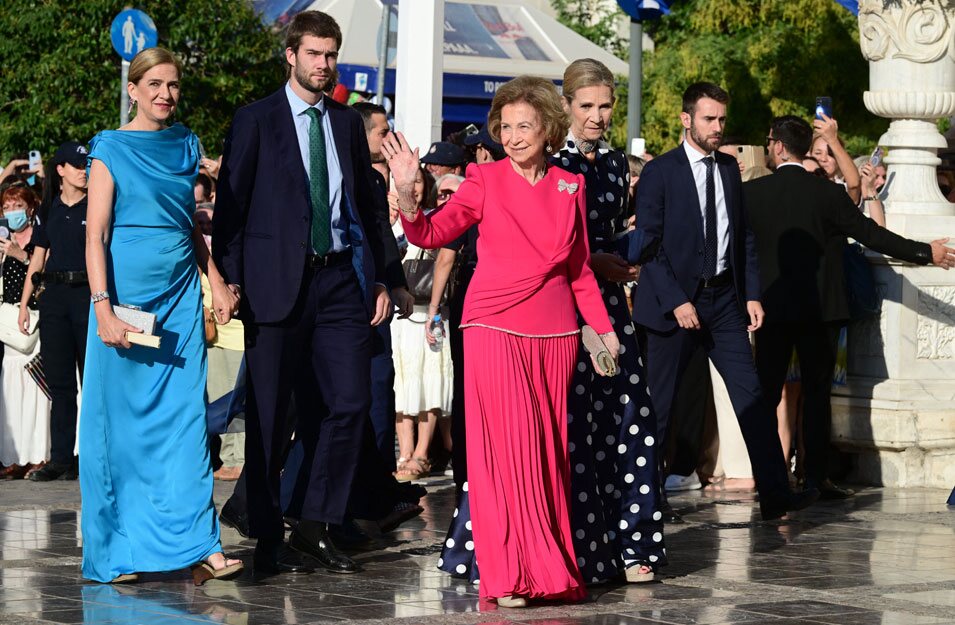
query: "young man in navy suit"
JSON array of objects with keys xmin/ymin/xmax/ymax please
[
  {"xmin": 633, "ymin": 83, "xmax": 818, "ymax": 520},
  {"xmin": 213, "ymin": 11, "xmax": 397, "ymax": 574}
]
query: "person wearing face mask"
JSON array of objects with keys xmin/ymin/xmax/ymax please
[
  {"xmin": 0, "ymin": 185, "xmax": 49, "ymax": 480},
  {"xmin": 19, "ymin": 142, "xmax": 90, "ymax": 482},
  {"xmin": 553, "ymin": 58, "xmax": 664, "ymax": 584},
  {"xmin": 80, "ymin": 47, "xmax": 242, "ymax": 584}
]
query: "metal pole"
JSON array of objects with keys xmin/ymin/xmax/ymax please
[
  {"xmin": 376, "ymin": 5, "xmax": 391, "ymax": 104},
  {"xmin": 627, "ymin": 20, "xmax": 643, "ymax": 146},
  {"xmin": 120, "ymin": 60, "xmax": 130, "ymax": 127}
]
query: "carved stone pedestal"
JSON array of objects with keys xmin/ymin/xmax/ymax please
[{"xmin": 834, "ymin": 1, "xmax": 955, "ymax": 487}]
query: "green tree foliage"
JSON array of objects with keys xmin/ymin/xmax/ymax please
[
  {"xmin": 551, "ymin": 0, "xmax": 628, "ymax": 58},
  {"xmin": 640, "ymin": 0, "xmax": 883, "ymax": 155},
  {"xmin": 0, "ymin": 1, "xmax": 283, "ymax": 162},
  {"xmin": 551, "ymin": 0, "xmax": 882, "ymax": 156}
]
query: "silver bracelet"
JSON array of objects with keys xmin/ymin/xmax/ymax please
[{"xmin": 90, "ymin": 291, "xmax": 109, "ymax": 303}]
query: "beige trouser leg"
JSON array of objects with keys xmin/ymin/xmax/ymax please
[{"xmin": 709, "ymin": 359, "xmax": 753, "ymax": 479}]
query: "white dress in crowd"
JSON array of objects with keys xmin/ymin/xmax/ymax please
[{"xmin": 391, "ymin": 222, "xmax": 454, "ymax": 416}]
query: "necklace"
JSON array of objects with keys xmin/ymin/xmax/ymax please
[{"xmin": 572, "ymin": 133, "xmax": 598, "ymax": 155}]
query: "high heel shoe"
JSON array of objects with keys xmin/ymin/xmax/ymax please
[
  {"xmin": 625, "ymin": 564, "xmax": 655, "ymax": 583},
  {"xmin": 496, "ymin": 595, "xmax": 528, "ymax": 608},
  {"xmin": 190, "ymin": 559, "xmax": 244, "ymax": 586},
  {"xmin": 109, "ymin": 573, "xmax": 139, "ymax": 584}
]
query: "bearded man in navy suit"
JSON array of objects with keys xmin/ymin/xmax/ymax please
[
  {"xmin": 633, "ymin": 82, "xmax": 818, "ymax": 521},
  {"xmin": 213, "ymin": 11, "xmax": 397, "ymax": 574}
]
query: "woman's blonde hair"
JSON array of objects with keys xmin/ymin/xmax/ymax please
[
  {"xmin": 562, "ymin": 58, "xmax": 615, "ymax": 103},
  {"xmin": 128, "ymin": 47, "xmax": 182, "ymax": 86},
  {"xmin": 487, "ymin": 75, "xmax": 569, "ymax": 152}
]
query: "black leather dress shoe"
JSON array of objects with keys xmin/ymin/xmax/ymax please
[
  {"xmin": 329, "ymin": 518, "xmax": 374, "ymax": 549},
  {"xmin": 28, "ymin": 462, "xmax": 74, "ymax": 482},
  {"xmin": 289, "ymin": 523, "xmax": 362, "ymax": 574},
  {"xmin": 377, "ymin": 501, "xmax": 424, "ymax": 533},
  {"xmin": 760, "ymin": 487, "xmax": 820, "ymax": 521},
  {"xmin": 659, "ymin": 496, "xmax": 685, "ymax": 524},
  {"xmin": 818, "ymin": 480, "xmax": 855, "ymax": 500},
  {"xmin": 253, "ymin": 542, "xmax": 315, "ymax": 575},
  {"xmin": 219, "ymin": 498, "xmax": 250, "ymax": 538}
]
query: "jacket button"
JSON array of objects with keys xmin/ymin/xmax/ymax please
[{"xmin": 300, "ymin": 242, "xmax": 306, "ymax": 248}]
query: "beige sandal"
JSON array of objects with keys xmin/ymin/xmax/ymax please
[
  {"xmin": 395, "ymin": 457, "xmax": 427, "ymax": 482},
  {"xmin": 625, "ymin": 564, "xmax": 655, "ymax": 583},
  {"xmin": 496, "ymin": 595, "xmax": 528, "ymax": 608},
  {"xmin": 109, "ymin": 573, "xmax": 139, "ymax": 584}
]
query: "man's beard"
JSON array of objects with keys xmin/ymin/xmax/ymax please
[
  {"xmin": 370, "ymin": 150, "xmax": 386, "ymax": 164},
  {"xmin": 294, "ymin": 64, "xmax": 336, "ymax": 95},
  {"xmin": 690, "ymin": 120, "xmax": 722, "ymax": 152}
]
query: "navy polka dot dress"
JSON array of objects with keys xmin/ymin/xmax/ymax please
[
  {"xmin": 556, "ymin": 137, "xmax": 666, "ymax": 582},
  {"xmin": 437, "ymin": 138, "xmax": 666, "ymax": 585}
]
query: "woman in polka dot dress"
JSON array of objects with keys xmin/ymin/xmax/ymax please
[
  {"xmin": 437, "ymin": 60, "xmax": 665, "ymax": 587},
  {"xmin": 555, "ymin": 58, "xmax": 666, "ymax": 584}
]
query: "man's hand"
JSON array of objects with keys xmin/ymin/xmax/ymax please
[
  {"xmin": 391, "ymin": 287, "xmax": 415, "ymax": 319},
  {"xmin": 930, "ymin": 237, "xmax": 955, "ymax": 269},
  {"xmin": 673, "ymin": 302, "xmax": 700, "ymax": 330},
  {"xmin": 746, "ymin": 300, "xmax": 765, "ymax": 332},
  {"xmin": 591, "ymin": 253, "xmax": 639, "ymax": 283},
  {"xmin": 371, "ymin": 284, "xmax": 393, "ymax": 326}
]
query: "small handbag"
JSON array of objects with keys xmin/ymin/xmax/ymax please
[
  {"xmin": 403, "ymin": 247, "xmax": 437, "ymax": 305},
  {"xmin": 581, "ymin": 325, "xmax": 618, "ymax": 377},
  {"xmin": 0, "ymin": 255, "xmax": 39, "ymax": 354}
]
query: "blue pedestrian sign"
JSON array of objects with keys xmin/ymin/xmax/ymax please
[{"xmin": 110, "ymin": 9, "xmax": 158, "ymax": 62}]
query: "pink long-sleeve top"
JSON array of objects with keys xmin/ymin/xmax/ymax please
[{"xmin": 401, "ymin": 158, "xmax": 612, "ymax": 337}]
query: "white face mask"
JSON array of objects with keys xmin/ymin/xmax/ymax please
[{"xmin": 5, "ymin": 210, "xmax": 27, "ymax": 231}]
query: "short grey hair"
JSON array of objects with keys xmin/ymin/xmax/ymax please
[{"xmin": 430, "ymin": 173, "xmax": 466, "ymax": 206}]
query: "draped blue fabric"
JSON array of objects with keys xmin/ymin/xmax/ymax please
[{"xmin": 79, "ymin": 123, "xmax": 220, "ymax": 582}]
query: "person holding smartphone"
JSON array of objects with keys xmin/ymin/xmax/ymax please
[{"xmin": 810, "ymin": 101, "xmax": 862, "ymax": 204}]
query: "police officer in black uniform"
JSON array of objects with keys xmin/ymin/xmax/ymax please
[{"xmin": 22, "ymin": 142, "xmax": 90, "ymax": 482}]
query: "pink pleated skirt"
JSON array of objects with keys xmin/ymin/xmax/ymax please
[{"xmin": 463, "ymin": 326, "xmax": 586, "ymax": 601}]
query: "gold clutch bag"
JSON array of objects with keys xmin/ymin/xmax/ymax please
[{"xmin": 581, "ymin": 325, "xmax": 617, "ymax": 376}]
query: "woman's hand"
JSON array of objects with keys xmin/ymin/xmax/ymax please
[
  {"xmin": 18, "ymin": 305, "xmax": 31, "ymax": 335},
  {"xmin": 424, "ymin": 305, "xmax": 440, "ymax": 345},
  {"xmin": 860, "ymin": 162, "xmax": 878, "ymax": 197},
  {"xmin": 200, "ymin": 157, "xmax": 220, "ymax": 178},
  {"xmin": 0, "ymin": 237, "xmax": 26, "ymax": 262},
  {"xmin": 380, "ymin": 132, "xmax": 421, "ymax": 198},
  {"xmin": 387, "ymin": 192, "xmax": 400, "ymax": 225},
  {"xmin": 813, "ymin": 113, "xmax": 839, "ymax": 145},
  {"xmin": 95, "ymin": 309, "xmax": 141, "ymax": 349},
  {"xmin": 591, "ymin": 253, "xmax": 638, "ymax": 282},
  {"xmin": 592, "ymin": 331, "xmax": 620, "ymax": 376},
  {"xmin": 210, "ymin": 278, "xmax": 240, "ymax": 325}
]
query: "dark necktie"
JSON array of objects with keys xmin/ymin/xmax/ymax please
[
  {"xmin": 304, "ymin": 107, "xmax": 331, "ymax": 256},
  {"xmin": 701, "ymin": 156, "xmax": 717, "ymax": 280}
]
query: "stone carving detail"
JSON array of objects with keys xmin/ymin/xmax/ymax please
[
  {"xmin": 859, "ymin": 0, "xmax": 951, "ymax": 63},
  {"xmin": 916, "ymin": 286, "xmax": 955, "ymax": 359}
]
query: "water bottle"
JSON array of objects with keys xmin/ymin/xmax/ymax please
[{"xmin": 430, "ymin": 314, "xmax": 445, "ymax": 353}]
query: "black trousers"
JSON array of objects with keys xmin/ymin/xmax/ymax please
[
  {"xmin": 755, "ymin": 321, "xmax": 841, "ymax": 487},
  {"xmin": 38, "ymin": 283, "xmax": 89, "ymax": 465},
  {"xmin": 244, "ymin": 262, "xmax": 371, "ymax": 543},
  {"xmin": 447, "ymin": 276, "xmax": 468, "ymax": 493},
  {"xmin": 666, "ymin": 344, "xmax": 711, "ymax": 477},
  {"xmin": 645, "ymin": 284, "xmax": 790, "ymax": 499}
]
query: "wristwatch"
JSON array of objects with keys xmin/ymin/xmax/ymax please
[{"xmin": 864, "ymin": 195, "xmax": 878, "ymax": 202}]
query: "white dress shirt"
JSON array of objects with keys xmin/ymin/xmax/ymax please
[{"xmin": 683, "ymin": 140, "xmax": 729, "ymax": 275}]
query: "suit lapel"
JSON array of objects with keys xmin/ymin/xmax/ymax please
[
  {"xmin": 267, "ymin": 90, "xmax": 308, "ymax": 195},
  {"xmin": 675, "ymin": 145, "xmax": 705, "ymax": 242}
]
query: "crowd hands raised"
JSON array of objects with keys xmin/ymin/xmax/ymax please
[{"xmin": 2, "ymin": 7, "xmax": 955, "ymax": 609}]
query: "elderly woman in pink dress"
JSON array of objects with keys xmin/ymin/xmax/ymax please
[{"xmin": 382, "ymin": 75, "xmax": 618, "ymax": 607}]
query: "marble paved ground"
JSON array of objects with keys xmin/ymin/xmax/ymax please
[{"xmin": 0, "ymin": 477, "xmax": 954, "ymax": 624}]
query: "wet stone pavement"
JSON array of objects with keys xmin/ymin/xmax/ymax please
[{"xmin": 0, "ymin": 477, "xmax": 954, "ymax": 624}]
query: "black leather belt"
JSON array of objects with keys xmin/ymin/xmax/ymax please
[
  {"xmin": 43, "ymin": 270, "xmax": 88, "ymax": 285},
  {"xmin": 305, "ymin": 248, "xmax": 352, "ymax": 270},
  {"xmin": 701, "ymin": 271, "xmax": 732, "ymax": 288}
]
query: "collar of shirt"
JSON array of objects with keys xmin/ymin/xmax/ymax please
[
  {"xmin": 562, "ymin": 130, "xmax": 611, "ymax": 156},
  {"xmin": 682, "ymin": 139, "xmax": 714, "ymax": 164},
  {"xmin": 776, "ymin": 162, "xmax": 805, "ymax": 170},
  {"xmin": 285, "ymin": 81, "xmax": 326, "ymax": 118}
]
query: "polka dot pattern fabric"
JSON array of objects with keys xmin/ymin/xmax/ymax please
[{"xmin": 557, "ymin": 139, "xmax": 666, "ymax": 581}]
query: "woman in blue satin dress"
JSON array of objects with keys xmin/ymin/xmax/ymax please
[{"xmin": 80, "ymin": 47, "xmax": 242, "ymax": 585}]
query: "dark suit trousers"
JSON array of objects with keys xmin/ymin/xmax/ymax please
[
  {"xmin": 645, "ymin": 283, "xmax": 789, "ymax": 498},
  {"xmin": 369, "ymin": 320, "xmax": 397, "ymax": 472},
  {"xmin": 244, "ymin": 261, "xmax": 371, "ymax": 543},
  {"xmin": 755, "ymin": 322, "xmax": 841, "ymax": 487}
]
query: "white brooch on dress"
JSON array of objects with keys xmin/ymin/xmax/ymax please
[{"xmin": 557, "ymin": 179, "xmax": 579, "ymax": 194}]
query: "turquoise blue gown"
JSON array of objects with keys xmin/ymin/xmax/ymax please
[{"xmin": 80, "ymin": 123, "xmax": 220, "ymax": 582}]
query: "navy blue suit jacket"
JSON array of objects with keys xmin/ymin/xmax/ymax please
[
  {"xmin": 632, "ymin": 144, "xmax": 760, "ymax": 332},
  {"xmin": 213, "ymin": 88, "xmax": 390, "ymax": 324}
]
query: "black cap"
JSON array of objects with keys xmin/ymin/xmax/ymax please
[
  {"xmin": 52, "ymin": 141, "xmax": 89, "ymax": 169},
  {"xmin": 420, "ymin": 141, "xmax": 467, "ymax": 166},
  {"xmin": 463, "ymin": 124, "xmax": 503, "ymax": 153}
]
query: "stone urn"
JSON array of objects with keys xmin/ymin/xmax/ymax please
[{"xmin": 859, "ymin": 0, "xmax": 955, "ymax": 215}]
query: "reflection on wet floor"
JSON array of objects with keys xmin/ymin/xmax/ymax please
[{"xmin": 0, "ymin": 481, "xmax": 954, "ymax": 624}]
